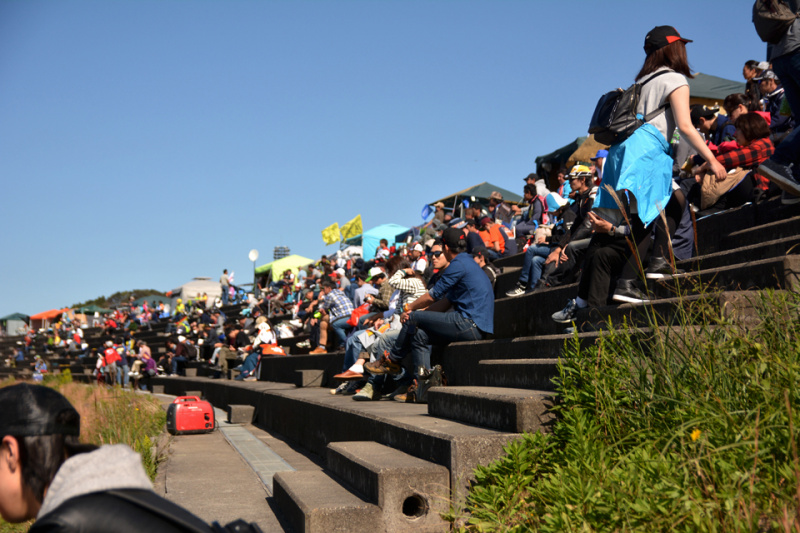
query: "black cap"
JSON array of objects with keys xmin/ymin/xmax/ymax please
[
  {"xmin": 441, "ymin": 227, "xmax": 466, "ymax": 250},
  {"xmin": 644, "ymin": 26, "xmax": 692, "ymax": 55},
  {"xmin": 690, "ymin": 105, "xmax": 718, "ymax": 126},
  {"xmin": 0, "ymin": 383, "xmax": 80, "ymax": 437}
]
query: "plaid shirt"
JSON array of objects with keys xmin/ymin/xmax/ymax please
[
  {"xmin": 716, "ymin": 137, "xmax": 774, "ymax": 191},
  {"xmin": 716, "ymin": 137, "xmax": 774, "ymax": 171},
  {"xmin": 320, "ymin": 289, "xmax": 354, "ymax": 321}
]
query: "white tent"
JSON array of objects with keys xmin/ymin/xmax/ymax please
[{"xmin": 169, "ymin": 277, "xmax": 223, "ymax": 308}]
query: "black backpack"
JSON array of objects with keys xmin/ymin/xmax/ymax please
[
  {"xmin": 588, "ymin": 70, "xmax": 671, "ymax": 146},
  {"xmin": 753, "ymin": 0, "xmax": 798, "ymax": 43}
]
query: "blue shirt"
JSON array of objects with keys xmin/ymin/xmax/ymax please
[{"xmin": 429, "ymin": 253, "xmax": 494, "ymax": 334}]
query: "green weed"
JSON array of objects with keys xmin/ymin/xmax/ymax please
[{"xmin": 449, "ymin": 290, "xmax": 800, "ymax": 532}]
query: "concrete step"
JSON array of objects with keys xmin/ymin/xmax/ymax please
[
  {"xmin": 477, "ymin": 358, "xmax": 560, "ymax": 390},
  {"xmin": 259, "ymin": 352, "xmax": 345, "ymax": 387},
  {"xmin": 720, "ymin": 215, "xmax": 800, "ymax": 251},
  {"xmin": 427, "ymin": 386, "xmax": 555, "ymax": 433},
  {"xmin": 651, "ymin": 255, "xmax": 800, "ymax": 299},
  {"xmin": 326, "ymin": 441, "xmax": 449, "ymax": 532},
  {"xmin": 273, "ymin": 470, "xmax": 383, "ymax": 533},
  {"xmin": 494, "ymin": 251, "xmax": 525, "ymax": 269},
  {"xmin": 151, "ymin": 378, "xmax": 517, "ymax": 498},
  {"xmin": 680, "ymin": 234, "xmax": 800, "ymax": 273},
  {"xmin": 494, "ymin": 266, "xmax": 521, "ymax": 297}
]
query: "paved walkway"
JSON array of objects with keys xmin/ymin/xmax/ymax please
[{"xmin": 152, "ymin": 394, "xmax": 321, "ymax": 531}]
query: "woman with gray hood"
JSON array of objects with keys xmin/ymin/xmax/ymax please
[{"xmin": 0, "ymin": 383, "xmax": 249, "ymax": 532}]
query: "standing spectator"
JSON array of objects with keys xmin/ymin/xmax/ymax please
[
  {"xmin": 756, "ymin": 1, "xmax": 800, "ymax": 202},
  {"xmin": 487, "ymin": 191, "xmax": 513, "ymax": 225},
  {"xmin": 220, "ymin": 269, "xmax": 230, "ymax": 305}
]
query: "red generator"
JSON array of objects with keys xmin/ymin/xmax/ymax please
[{"xmin": 166, "ymin": 396, "xmax": 216, "ymax": 435}]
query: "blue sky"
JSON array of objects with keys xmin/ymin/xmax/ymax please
[{"xmin": 0, "ymin": 0, "xmax": 765, "ymax": 317}]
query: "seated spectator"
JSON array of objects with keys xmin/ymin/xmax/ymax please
[
  {"xmin": 743, "ymin": 59, "xmax": 763, "ymax": 102},
  {"xmin": 688, "ymin": 113, "xmax": 775, "ymax": 212},
  {"xmin": 477, "ymin": 217, "xmax": 505, "ymax": 260},
  {"xmin": 755, "ymin": 69, "xmax": 795, "ymax": 144},
  {"xmin": 487, "ymin": 191, "xmax": 513, "ymax": 225},
  {"xmin": 375, "ymin": 239, "xmax": 391, "ymax": 262},
  {"xmin": 691, "ymin": 105, "xmax": 737, "ymax": 148},
  {"xmin": 464, "ymin": 219, "xmax": 486, "ymax": 253},
  {"xmin": 472, "ymin": 247, "xmax": 502, "ymax": 288},
  {"xmin": 513, "ymin": 183, "xmax": 546, "ymax": 237},
  {"xmin": 590, "ymin": 150, "xmax": 608, "ymax": 185},
  {"xmin": 309, "ymin": 280, "xmax": 355, "ymax": 354},
  {"xmin": 409, "ymin": 242, "xmax": 428, "ymax": 274},
  {"xmin": 363, "ymin": 228, "xmax": 494, "ymax": 402}
]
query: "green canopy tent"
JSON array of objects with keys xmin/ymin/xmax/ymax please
[
  {"xmin": 255, "ymin": 254, "xmax": 315, "ymax": 283},
  {"xmin": 428, "ymin": 182, "xmax": 523, "ymax": 220},
  {"xmin": 688, "ymin": 73, "xmax": 746, "ymax": 107},
  {"xmin": 78, "ymin": 304, "xmax": 114, "ymax": 315}
]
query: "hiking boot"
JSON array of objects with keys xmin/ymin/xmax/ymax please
[
  {"xmin": 612, "ymin": 279, "xmax": 650, "ymax": 304},
  {"xmin": 387, "ymin": 383, "xmax": 411, "ymax": 401},
  {"xmin": 364, "ymin": 352, "xmax": 402, "ymax": 376},
  {"xmin": 309, "ymin": 346, "xmax": 327, "ymax": 354},
  {"xmin": 552, "ymin": 299, "xmax": 579, "ymax": 323},
  {"xmin": 353, "ymin": 382, "xmax": 380, "ymax": 401},
  {"xmin": 645, "ymin": 257, "xmax": 684, "ymax": 280},
  {"xmin": 781, "ymin": 190, "xmax": 800, "ymax": 205},
  {"xmin": 758, "ymin": 160, "xmax": 800, "ymax": 196},
  {"xmin": 393, "ymin": 383, "xmax": 415, "ymax": 403},
  {"xmin": 505, "ymin": 283, "xmax": 527, "ymax": 298}
]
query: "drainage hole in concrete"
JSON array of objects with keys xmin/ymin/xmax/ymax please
[{"xmin": 402, "ymin": 494, "xmax": 427, "ymax": 518}]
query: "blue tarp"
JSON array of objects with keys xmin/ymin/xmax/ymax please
[{"xmin": 345, "ymin": 223, "xmax": 409, "ymax": 260}]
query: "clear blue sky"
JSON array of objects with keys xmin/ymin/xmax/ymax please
[{"xmin": 0, "ymin": 0, "xmax": 765, "ymax": 317}]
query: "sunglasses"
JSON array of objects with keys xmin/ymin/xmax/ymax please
[{"xmin": 431, "ymin": 250, "xmax": 444, "ymax": 257}]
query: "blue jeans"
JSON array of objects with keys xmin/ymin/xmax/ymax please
[
  {"xmin": 519, "ymin": 244, "xmax": 551, "ymax": 287},
  {"xmin": 171, "ymin": 356, "xmax": 187, "ymax": 375},
  {"xmin": 390, "ymin": 311, "xmax": 484, "ymax": 378},
  {"xmin": 235, "ymin": 352, "xmax": 259, "ymax": 380},
  {"xmin": 343, "ymin": 334, "xmax": 365, "ymax": 371},
  {"xmin": 771, "ymin": 51, "xmax": 800, "ymax": 170},
  {"xmin": 221, "ymin": 288, "xmax": 229, "ymax": 305},
  {"xmin": 330, "ymin": 316, "xmax": 352, "ymax": 349}
]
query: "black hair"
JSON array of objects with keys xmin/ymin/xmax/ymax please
[
  {"xmin": 14, "ymin": 410, "xmax": 97, "ymax": 503},
  {"xmin": 445, "ymin": 238, "xmax": 468, "ymax": 255},
  {"xmin": 744, "ymin": 60, "xmax": 760, "ymax": 70},
  {"xmin": 320, "ymin": 280, "xmax": 336, "ymax": 290},
  {"xmin": 723, "ymin": 93, "xmax": 757, "ymax": 113}
]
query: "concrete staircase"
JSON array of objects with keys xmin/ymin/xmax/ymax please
[{"xmin": 120, "ymin": 197, "xmax": 800, "ymax": 530}]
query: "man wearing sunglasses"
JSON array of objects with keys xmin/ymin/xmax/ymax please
[{"xmin": 365, "ymin": 228, "xmax": 494, "ymax": 389}]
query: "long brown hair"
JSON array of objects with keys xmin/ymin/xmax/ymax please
[{"xmin": 636, "ymin": 41, "xmax": 693, "ymax": 81}]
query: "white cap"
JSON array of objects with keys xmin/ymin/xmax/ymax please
[{"xmin": 411, "ymin": 243, "xmax": 424, "ymax": 252}]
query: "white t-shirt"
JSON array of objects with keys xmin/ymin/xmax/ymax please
[{"xmin": 636, "ymin": 67, "xmax": 688, "ymax": 143}]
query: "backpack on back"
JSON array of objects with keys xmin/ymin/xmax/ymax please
[
  {"xmin": 588, "ymin": 70, "xmax": 670, "ymax": 146},
  {"xmin": 753, "ymin": 0, "xmax": 798, "ymax": 43}
]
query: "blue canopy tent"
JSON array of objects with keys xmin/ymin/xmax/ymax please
[{"xmin": 344, "ymin": 223, "xmax": 409, "ymax": 260}]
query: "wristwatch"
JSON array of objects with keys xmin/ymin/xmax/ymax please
[{"xmin": 608, "ymin": 225, "xmax": 615, "ymax": 235}]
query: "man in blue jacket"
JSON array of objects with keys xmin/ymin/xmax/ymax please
[{"xmin": 365, "ymin": 227, "xmax": 494, "ymax": 380}]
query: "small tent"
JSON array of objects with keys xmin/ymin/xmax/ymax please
[
  {"xmin": 255, "ymin": 254, "xmax": 315, "ymax": 283},
  {"xmin": 168, "ymin": 278, "xmax": 223, "ymax": 307},
  {"xmin": 429, "ymin": 182, "xmax": 523, "ymax": 212},
  {"xmin": 688, "ymin": 73, "xmax": 746, "ymax": 108},
  {"xmin": 29, "ymin": 308, "xmax": 70, "ymax": 331},
  {"xmin": 0, "ymin": 313, "xmax": 29, "ymax": 337},
  {"xmin": 344, "ymin": 224, "xmax": 410, "ymax": 260}
]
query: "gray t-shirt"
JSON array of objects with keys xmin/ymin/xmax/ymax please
[
  {"xmin": 636, "ymin": 67, "xmax": 688, "ymax": 143},
  {"xmin": 769, "ymin": 0, "xmax": 800, "ymax": 60}
]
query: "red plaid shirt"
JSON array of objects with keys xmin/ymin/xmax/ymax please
[{"xmin": 716, "ymin": 137, "xmax": 774, "ymax": 191}]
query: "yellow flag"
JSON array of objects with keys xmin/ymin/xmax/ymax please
[
  {"xmin": 340, "ymin": 215, "xmax": 363, "ymax": 240},
  {"xmin": 321, "ymin": 223, "xmax": 341, "ymax": 245}
]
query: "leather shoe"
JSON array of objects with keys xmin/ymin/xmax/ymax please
[{"xmin": 333, "ymin": 369, "xmax": 363, "ymax": 380}]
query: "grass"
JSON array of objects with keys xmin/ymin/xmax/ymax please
[
  {"xmin": 447, "ymin": 289, "xmax": 800, "ymax": 532},
  {"xmin": 0, "ymin": 375, "xmax": 167, "ymax": 532}
]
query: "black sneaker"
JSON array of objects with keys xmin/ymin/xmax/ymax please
[
  {"xmin": 645, "ymin": 257, "xmax": 684, "ymax": 280},
  {"xmin": 781, "ymin": 190, "xmax": 800, "ymax": 205},
  {"xmin": 505, "ymin": 283, "xmax": 527, "ymax": 298},
  {"xmin": 758, "ymin": 160, "xmax": 800, "ymax": 196},
  {"xmin": 612, "ymin": 280, "xmax": 650, "ymax": 304}
]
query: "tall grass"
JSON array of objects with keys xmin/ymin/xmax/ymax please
[{"xmin": 449, "ymin": 289, "xmax": 800, "ymax": 531}]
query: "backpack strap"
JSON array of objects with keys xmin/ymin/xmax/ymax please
[{"xmin": 638, "ymin": 70, "xmax": 673, "ymax": 122}]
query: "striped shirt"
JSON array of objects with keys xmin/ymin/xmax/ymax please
[{"xmin": 388, "ymin": 270, "xmax": 428, "ymax": 313}]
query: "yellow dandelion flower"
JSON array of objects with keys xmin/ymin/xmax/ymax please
[{"xmin": 690, "ymin": 429, "xmax": 701, "ymax": 442}]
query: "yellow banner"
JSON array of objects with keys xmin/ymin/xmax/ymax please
[
  {"xmin": 340, "ymin": 214, "xmax": 363, "ymax": 240},
  {"xmin": 321, "ymin": 222, "xmax": 341, "ymax": 245}
]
